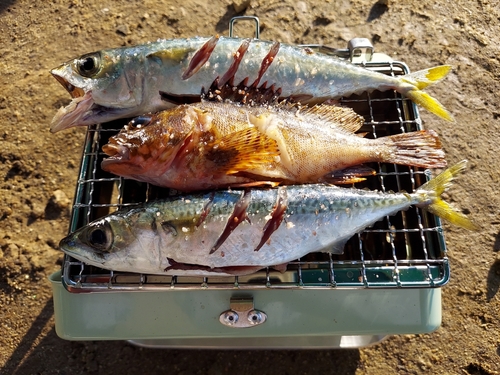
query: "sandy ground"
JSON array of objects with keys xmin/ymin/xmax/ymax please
[{"xmin": 1, "ymin": 0, "xmax": 499, "ymax": 374}]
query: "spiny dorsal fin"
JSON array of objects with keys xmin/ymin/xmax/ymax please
[
  {"xmin": 201, "ymin": 76, "xmax": 283, "ymax": 106},
  {"xmin": 201, "ymin": 80, "xmax": 364, "ymax": 135},
  {"xmin": 296, "ymin": 104, "xmax": 365, "ymax": 133}
]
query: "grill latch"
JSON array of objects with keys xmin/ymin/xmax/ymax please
[{"xmin": 219, "ymin": 297, "xmax": 267, "ymax": 328}]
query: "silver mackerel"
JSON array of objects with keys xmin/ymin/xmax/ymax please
[
  {"xmin": 51, "ymin": 36, "xmax": 453, "ymax": 132},
  {"xmin": 59, "ymin": 161, "xmax": 475, "ymax": 276}
]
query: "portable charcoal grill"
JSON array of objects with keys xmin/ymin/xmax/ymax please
[{"xmin": 49, "ymin": 17, "xmax": 448, "ymax": 348}]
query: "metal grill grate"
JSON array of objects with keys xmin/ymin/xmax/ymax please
[{"xmin": 61, "ymin": 60, "xmax": 449, "ymax": 293}]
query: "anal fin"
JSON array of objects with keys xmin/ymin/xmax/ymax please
[{"xmin": 320, "ymin": 165, "xmax": 376, "ymax": 185}]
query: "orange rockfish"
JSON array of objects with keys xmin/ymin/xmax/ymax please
[{"xmin": 102, "ymin": 101, "xmax": 446, "ymax": 191}]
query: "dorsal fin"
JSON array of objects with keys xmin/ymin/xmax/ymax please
[
  {"xmin": 201, "ymin": 78, "xmax": 364, "ymax": 134},
  {"xmin": 298, "ymin": 104, "xmax": 365, "ymax": 133},
  {"xmin": 200, "ymin": 39, "xmax": 283, "ymax": 106},
  {"xmin": 201, "ymin": 76, "xmax": 283, "ymax": 106}
]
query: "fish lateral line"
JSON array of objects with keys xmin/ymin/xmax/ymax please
[{"xmin": 209, "ymin": 190, "xmax": 252, "ymax": 254}]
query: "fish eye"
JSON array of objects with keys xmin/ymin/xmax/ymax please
[
  {"xmin": 76, "ymin": 52, "xmax": 101, "ymax": 78},
  {"xmin": 128, "ymin": 115, "xmax": 153, "ymax": 130},
  {"xmin": 82, "ymin": 221, "xmax": 113, "ymax": 252}
]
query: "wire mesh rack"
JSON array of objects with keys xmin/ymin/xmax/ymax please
[{"xmin": 61, "ymin": 59, "xmax": 449, "ymax": 293}]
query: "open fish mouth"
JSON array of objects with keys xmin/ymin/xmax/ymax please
[
  {"xmin": 101, "ymin": 144, "xmax": 138, "ymax": 174},
  {"xmin": 50, "ymin": 91, "xmax": 128, "ymax": 133},
  {"xmin": 50, "ymin": 91, "xmax": 96, "ymax": 133},
  {"xmin": 51, "ymin": 71, "xmax": 85, "ymax": 98},
  {"xmin": 50, "ymin": 67, "xmax": 127, "ymax": 133}
]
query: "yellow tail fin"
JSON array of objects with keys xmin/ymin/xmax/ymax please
[
  {"xmin": 416, "ymin": 160, "xmax": 477, "ymax": 230},
  {"xmin": 403, "ymin": 66, "xmax": 451, "ymax": 90},
  {"xmin": 400, "ymin": 65, "xmax": 454, "ymax": 122}
]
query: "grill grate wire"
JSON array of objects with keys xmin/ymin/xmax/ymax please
[{"xmin": 61, "ymin": 61, "xmax": 449, "ymax": 292}]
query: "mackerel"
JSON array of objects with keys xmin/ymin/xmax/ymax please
[
  {"xmin": 50, "ymin": 36, "xmax": 453, "ymax": 132},
  {"xmin": 59, "ymin": 161, "xmax": 476, "ymax": 276}
]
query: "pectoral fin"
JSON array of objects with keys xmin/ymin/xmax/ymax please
[
  {"xmin": 328, "ymin": 239, "xmax": 349, "ymax": 254},
  {"xmin": 205, "ymin": 127, "xmax": 280, "ymax": 175},
  {"xmin": 147, "ymin": 47, "xmax": 194, "ymax": 64}
]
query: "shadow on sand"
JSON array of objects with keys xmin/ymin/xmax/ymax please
[
  {"xmin": 4, "ymin": 298, "xmax": 362, "ymax": 375},
  {"xmin": 0, "ymin": 1, "xmax": 17, "ymax": 14}
]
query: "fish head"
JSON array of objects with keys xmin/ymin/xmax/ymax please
[
  {"xmin": 59, "ymin": 208, "xmax": 167, "ymax": 273},
  {"xmin": 50, "ymin": 48, "xmax": 150, "ymax": 132},
  {"xmin": 101, "ymin": 107, "xmax": 195, "ymax": 180}
]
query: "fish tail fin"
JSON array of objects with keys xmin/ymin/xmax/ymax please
[
  {"xmin": 381, "ymin": 130, "xmax": 446, "ymax": 168},
  {"xmin": 400, "ymin": 65, "xmax": 454, "ymax": 122},
  {"xmin": 415, "ymin": 160, "xmax": 478, "ymax": 230}
]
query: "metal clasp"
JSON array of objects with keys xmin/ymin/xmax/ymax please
[
  {"xmin": 348, "ymin": 38, "xmax": 374, "ymax": 63},
  {"xmin": 299, "ymin": 38, "xmax": 374, "ymax": 63},
  {"xmin": 219, "ymin": 297, "xmax": 267, "ymax": 328},
  {"xmin": 229, "ymin": 16, "xmax": 260, "ymax": 39}
]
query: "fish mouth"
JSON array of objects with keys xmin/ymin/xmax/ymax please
[
  {"xmin": 50, "ymin": 67, "xmax": 134, "ymax": 132},
  {"xmin": 102, "ymin": 143, "xmax": 130, "ymax": 159},
  {"xmin": 59, "ymin": 236, "xmax": 106, "ymax": 269},
  {"xmin": 50, "ymin": 65, "xmax": 96, "ymax": 132},
  {"xmin": 51, "ymin": 70, "xmax": 85, "ymax": 98},
  {"xmin": 101, "ymin": 144, "xmax": 139, "ymax": 174},
  {"xmin": 50, "ymin": 91, "xmax": 96, "ymax": 133}
]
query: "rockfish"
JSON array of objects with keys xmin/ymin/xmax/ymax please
[
  {"xmin": 50, "ymin": 36, "xmax": 453, "ymax": 132},
  {"xmin": 102, "ymin": 101, "xmax": 446, "ymax": 191},
  {"xmin": 59, "ymin": 161, "xmax": 476, "ymax": 277}
]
